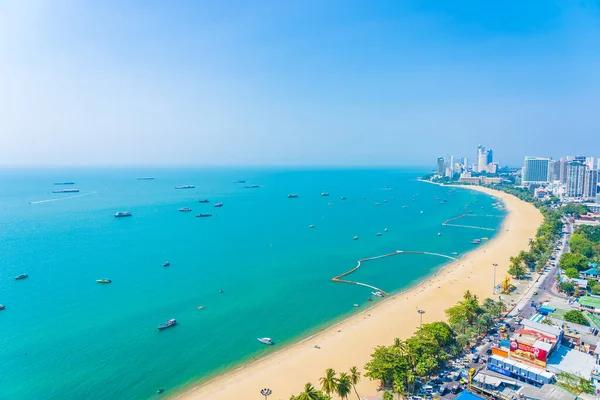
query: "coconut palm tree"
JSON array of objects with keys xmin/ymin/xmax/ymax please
[
  {"xmin": 348, "ymin": 366, "xmax": 361, "ymax": 400},
  {"xmin": 295, "ymin": 383, "xmax": 322, "ymax": 400},
  {"xmin": 320, "ymin": 368, "xmax": 338, "ymax": 397},
  {"xmin": 392, "ymin": 378, "xmax": 406, "ymax": 400},
  {"xmin": 336, "ymin": 372, "xmax": 352, "ymax": 400}
]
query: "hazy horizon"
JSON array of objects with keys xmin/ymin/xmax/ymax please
[{"xmin": 2, "ymin": 1, "xmax": 599, "ymax": 167}]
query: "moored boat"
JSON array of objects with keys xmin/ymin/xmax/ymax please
[
  {"xmin": 320, "ymin": 192, "xmax": 330, "ymax": 197},
  {"xmin": 96, "ymin": 279, "xmax": 112, "ymax": 283},
  {"xmin": 257, "ymin": 337, "xmax": 274, "ymax": 345},
  {"xmin": 471, "ymin": 239, "xmax": 482, "ymax": 244},
  {"xmin": 353, "ymin": 236, "xmax": 359, "ymax": 240},
  {"xmin": 54, "ymin": 182, "xmax": 75, "ymax": 185},
  {"xmin": 0, "ymin": 304, "xmax": 5, "ymax": 310},
  {"xmin": 114, "ymin": 211, "xmax": 132, "ymax": 217},
  {"xmin": 244, "ymin": 185, "xmax": 260, "ymax": 188},
  {"xmin": 178, "ymin": 207, "xmax": 192, "ymax": 212},
  {"xmin": 341, "ymin": 196, "xmax": 347, "ymax": 200},
  {"xmin": 137, "ymin": 177, "xmax": 154, "ymax": 180},
  {"xmin": 371, "ymin": 291, "xmax": 385, "ymax": 297},
  {"xmin": 196, "ymin": 213, "xmax": 212, "ymax": 217},
  {"xmin": 52, "ymin": 188, "xmax": 80, "ymax": 193},
  {"xmin": 308, "ymin": 224, "xmax": 315, "ymax": 228},
  {"xmin": 14, "ymin": 274, "xmax": 28, "ymax": 280},
  {"xmin": 375, "ymin": 202, "xmax": 380, "ymax": 206},
  {"xmin": 384, "ymin": 228, "xmax": 388, "ymax": 232},
  {"xmin": 287, "ymin": 194, "xmax": 299, "ymax": 198},
  {"xmin": 175, "ymin": 185, "xmax": 195, "ymax": 189},
  {"xmin": 376, "ymin": 232, "xmax": 382, "ymax": 236},
  {"xmin": 213, "ymin": 202, "xmax": 223, "ymax": 207},
  {"xmin": 199, "ymin": 199, "xmax": 210, "ymax": 203},
  {"xmin": 157, "ymin": 319, "xmax": 177, "ymax": 330}
]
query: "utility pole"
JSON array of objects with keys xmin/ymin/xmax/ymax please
[
  {"xmin": 493, "ymin": 263, "xmax": 498, "ymax": 294},
  {"xmin": 417, "ymin": 309, "xmax": 425, "ymax": 335}
]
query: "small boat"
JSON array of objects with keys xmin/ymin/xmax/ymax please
[
  {"xmin": 362, "ymin": 197, "xmax": 366, "ymax": 200},
  {"xmin": 371, "ymin": 291, "xmax": 384, "ymax": 298},
  {"xmin": 383, "ymin": 200, "xmax": 388, "ymax": 203},
  {"xmin": 199, "ymin": 199, "xmax": 210, "ymax": 203},
  {"xmin": 213, "ymin": 203, "xmax": 223, "ymax": 207},
  {"xmin": 385, "ymin": 186, "xmax": 389, "ymax": 189},
  {"xmin": 353, "ymin": 304, "xmax": 359, "ymax": 307},
  {"xmin": 375, "ymin": 202, "xmax": 380, "ymax": 206},
  {"xmin": 157, "ymin": 319, "xmax": 177, "ymax": 330},
  {"xmin": 257, "ymin": 337, "xmax": 274, "ymax": 345},
  {"xmin": 114, "ymin": 211, "xmax": 132, "ymax": 218},
  {"xmin": 52, "ymin": 188, "xmax": 80, "ymax": 193},
  {"xmin": 451, "ymin": 252, "xmax": 458, "ymax": 255},
  {"xmin": 482, "ymin": 237, "xmax": 489, "ymax": 241},
  {"xmin": 308, "ymin": 224, "xmax": 315, "ymax": 228},
  {"xmin": 353, "ymin": 236, "xmax": 359, "ymax": 240},
  {"xmin": 196, "ymin": 213, "xmax": 212, "ymax": 217},
  {"xmin": 367, "ymin": 298, "xmax": 373, "ymax": 301},
  {"xmin": 390, "ymin": 196, "xmax": 395, "ymax": 199},
  {"xmin": 244, "ymin": 185, "xmax": 260, "ymax": 188},
  {"xmin": 137, "ymin": 177, "xmax": 154, "ymax": 180},
  {"xmin": 384, "ymin": 228, "xmax": 388, "ymax": 232},
  {"xmin": 96, "ymin": 279, "xmax": 112, "ymax": 283},
  {"xmin": 420, "ymin": 211, "xmax": 424, "ymax": 214},
  {"xmin": 218, "ymin": 289, "xmax": 224, "ymax": 293},
  {"xmin": 287, "ymin": 194, "xmax": 299, "ymax": 198},
  {"xmin": 14, "ymin": 274, "xmax": 28, "ymax": 280},
  {"xmin": 376, "ymin": 233, "xmax": 382, "ymax": 236},
  {"xmin": 402, "ymin": 206, "xmax": 408, "ymax": 208},
  {"xmin": 235, "ymin": 180, "xmax": 247, "ymax": 183},
  {"xmin": 54, "ymin": 182, "xmax": 75, "ymax": 185},
  {"xmin": 157, "ymin": 388, "xmax": 165, "ymax": 394},
  {"xmin": 163, "ymin": 262, "xmax": 170, "ymax": 267},
  {"xmin": 197, "ymin": 306, "xmax": 205, "ymax": 310},
  {"xmin": 328, "ymin": 202, "xmax": 334, "ymax": 205},
  {"xmin": 471, "ymin": 239, "xmax": 482, "ymax": 244},
  {"xmin": 0, "ymin": 304, "xmax": 5, "ymax": 310},
  {"xmin": 178, "ymin": 207, "xmax": 192, "ymax": 212},
  {"xmin": 437, "ymin": 233, "xmax": 441, "ymax": 236},
  {"xmin": 341, "ymin": 197, "xmax": 347, "ymax": 200},
  {"xmin": 320, "ymin": 192, "xmax": 330, "ymax": 197},
  {"xmin": 175, "ymin": 185, "xmax": 195, "ymax": 189}
]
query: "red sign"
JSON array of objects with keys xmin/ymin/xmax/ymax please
[{"xmin": 510, "ymin": 340, "xmax": 548, "ymax": 366}]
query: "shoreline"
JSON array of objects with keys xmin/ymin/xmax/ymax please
[{"xmin": 173, "ymin": 185, "xmax": 543, "ymax": 400}]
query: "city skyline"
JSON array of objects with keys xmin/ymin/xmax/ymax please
[{"xmin": 1, "ymin": 1, "xmax": 600, "ymax": 166}]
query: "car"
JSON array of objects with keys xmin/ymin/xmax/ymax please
[
  {"xmin": 533, "ymin": 291, "xmax": 538, "ymax": 295},
  {"xmin": 486, "ymin": 348, "xmax": 492, "ymax": 355}
]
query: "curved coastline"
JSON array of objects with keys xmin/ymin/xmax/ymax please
[{"xmin": 173, "ymin": 185, "xmax": 543, "ymax": 400}]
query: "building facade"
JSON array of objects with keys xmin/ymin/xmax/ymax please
[
  {"xmin": 584, "ymin": 169, "xmax": 599, "ymax": 200},
  {"xmin": 522, "ymin": 157, "xmax": 550, "ymax": 184},
  {"xmin": 437, "ymin": 157, "xmax": 445, "ymax": 175},
  {"xmin": 566, "ymin": 161, "xmax": 586, "ymax": 198}
]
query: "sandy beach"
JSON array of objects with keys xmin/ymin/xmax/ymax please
[{"xmin": 174, "ymin": 186, "xmax": 543, "ymax": 400}]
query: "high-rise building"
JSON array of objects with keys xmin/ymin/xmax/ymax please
[
  {"xmin": 549, "ymin": 160, "xmax": 561, "ymax": 182},
  {"xmin": 437, "ymin": 157, "xmax": 445, "ymax": 175},
  {"xmin": 584, "ymin": 169, "xmax": 598, "ymax": 200},
  {"xmin": 463, "ymin": 157, "xmax": 468, "ymax": 170},
  {"xmin": 586, "ymin": 157, "xmax": 595, "ymax": 170},
  {"xmin": 486, "ymin": 149, "xmax": 493, "ymax": 165},
  {"xmin": 449, "ymin": 156, "xmax": 455, "ymax": 177},
  {"xmin": 477, "ymin": 145, "xmax": 487, "ymax": 173},
  {"xmin": 597, "ymin": 159, "xmax": 600, "ymax": 170},
  {"xmin": 566, "ymin": 161, "xmax": 586, "ymax": 198},
  {"xmin": 522, "ymin": 157, "xmax": 550, "ymax": 184}
]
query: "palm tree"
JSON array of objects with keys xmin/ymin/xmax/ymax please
[
  {"xmin": 392, "ymin": 378, "xmax": 406, "ymax": 400},
  {"xmin": 296, "ymin": 383, "xmax": 322, "ymax": 400},
  {"xmin": 349, "ymin": 366, "xmax": 361, "ymax": 400},
  {"xmin": 320, "ymin": 368, "xmax": 338, "ymax": 397},
  {"xmin": 336, "ymin": 372, "xmax": 352, "ymax": 400}
]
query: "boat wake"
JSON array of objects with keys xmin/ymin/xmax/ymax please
[{"xmin": 29, "ymin": 191, "xmax": 97, "ymax": 204}]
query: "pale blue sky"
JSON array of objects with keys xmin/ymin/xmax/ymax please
[{"xmin": 1, "ymin": 0, "xmax": 599, "ymax": 166}]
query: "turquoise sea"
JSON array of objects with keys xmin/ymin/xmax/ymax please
[{"xmin": 0, "ymin": 168, "xmax": 505, "ymax": 400}]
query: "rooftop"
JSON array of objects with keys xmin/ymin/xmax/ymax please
[
  {"xmin": 547, "ymin": 346, "xmax": 597, "ymax": 379},
  {"xmin": 520, "ymin": 319, "xmax": 562, "ymax": 337},
  {"xmin": 578, "ymin": 296, "xmax": 600, "ymax": 309},
  {"xmin": 518, "ymin": 384, "xmax": 576, "ymax": 400},
  {"xmin": 455, "ymin": 391, "xmax": 486, "ymax": 400}
]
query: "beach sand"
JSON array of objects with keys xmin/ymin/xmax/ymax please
[{"xmin": 174, "ymin": 186, "xmax": 543, "ymax": 400}]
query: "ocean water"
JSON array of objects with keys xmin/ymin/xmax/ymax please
[{"xmin": 0, "ymin": 168, "xmax": 505, "ymax": 400}]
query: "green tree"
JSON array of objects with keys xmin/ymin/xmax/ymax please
[
  {"xmin": 418, "ymin": 322, "xmax": 456, "ymax": 349},
  {"xmin": 290, "ymin": 383, "xmax": 330, "ymax": 400},
  {"xmin": 382, "ymin": 391, "xmax": 394, "ymax": 400},
  {"xmin": 336, "ymin": 373, "xmax": 352, "ymax": 400},
  {"xmin": 445, "ymin": 290, "xmax": 482, "ymax": 325},
  {"xmin": 559, "ymin": 252, "xmax": 589, "ymax": 271},
  {"xmin": 348, "ymin": 366, "xmax": 361, "ymax": 400},
  {"xmin": 564, "ymin": 310, "xmax": 589, "ymax": 326},
  {"xmin": 565, "ymin": 268, "xmax": 580, "ymax": 279},
  {"xmin": 560, "ymin": 281, "xmax": 575, "ymax": 296},
  {"xmin": 320, "ymin": 369, "xmax": 338, "ymax": 397},
  {"xmin": 392, "ymin": 377, "xmax": 406, "ymax": 400},
  {"xmin": 364, "ymin": 345, "xmax": 407, "ymax": 386},
  {"xmin": 519, "ymin": 250, "xmax": 537, "ymax": 269},
  {"xmin": 569, "ymin": 234, "xmax": 595, "ymax": 258},
  {"xmin": 508, "ymin": 258, "xmax": 528, "ymax": 279},
  {"xmin": 592, "ymin": 285, "xmax": 600, "ymax": 296}
]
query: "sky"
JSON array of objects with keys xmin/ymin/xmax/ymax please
[{"xmin": 1, "ymin": 0, "xmax": 599, "ymax": 167}]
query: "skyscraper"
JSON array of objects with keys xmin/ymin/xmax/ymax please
[
  {"xmin": 584, "ymin": 169, "xmax": 599, "ymax": 200},
  {"xmin": 566, "ymin": 161, "xmax": 586, "ymax": 198},
  {"xmin": 477, "ymin": 145, "xmax": 487, "ymax": 173},
  {"xmin": 549, "ymin": 160, "xmax": 561, "ymax": 182},
  {"xmin": 486, "ymin": 149, "xmax": 493, "ymax": 165},
  {"xmin": 449, "ymin": 156, "xmax": 455, "ymax": 177},
  {"xmin": 522, "ymin": 157, "xmax": 550, "ymax": 184},
  {"xmin": 437, "ymin": 157, "xmax": 445, "ymax": 175}
]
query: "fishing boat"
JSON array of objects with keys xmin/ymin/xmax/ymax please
[
  {"xmin": 308, "ymin": 224, "xmax": 315, "ymax": 228},
  {"xmin": 157, "ymin": 319, "xmax": 177, "ymax": 330},
  {"xmin": 14, "ymin": 274, "xmax": 28, "ymax": 280},
  {"xmin": 383, "ymin": 200, "xmax": 388, "ymax": 202},
  {"xmin": 257, "ymin": 337, "xmax": 274, "ymax": 345},
  {"xmin": 402, "ymin": 205, "xmax": 408, "ymax": 208},
  {"xmin": 0, "ymin": 304, "xmax": 5, "ymax": 310},
  {"xmin": 353, "ymin": 236, "xmax": 359, "ymax": 240},
  {"xmin": 375, "ymin": 202, "xmax": 380, "ymax": 206},
  {"xmin": 320, "ymin": 192, "xmax": 330, "ymax": 197},
  {"xmin": 353, "ymin": 304, "xmax": 359, "ymax": 307},
  {"xmin": 471, "ymin": 239, "xmax": 482, "ymax": 244},
  {"xmin": 137, "ymin": 177, "xmax": 154, "ymax": 180},
  {"xmin": 384, "ymin": 228, "xmax": 388, "ymax": 232},
  {"xmin": 376, "ymin": 233, "xmax": 382, "ymax": 236},
  {"xmin": 178, "ymin": 207, "xmax": 192, "ymax": 212},
  {"xmin": 52, "ymin": 188, "xmax": 80, "ymax": 193},
  {"xmin": 287, "ymin": 194, "xmax": 299, "ymax": 198},
  {"xmin": 235, "ymin": 180, "xmax": 246, "ymax": 183},
  {"xmin": 175, "ymin": 185, "xmax": 195, "ymax": 189},
  {"xmin": 96, "ymin": 279, "xmax": 112, "ymax": 283},
  {"xmin": 196, "ymin": 213, "xmax": 212, "ymax": 217},
  {"xmin": 163, "ymin": 262, "xmax": 170, "ymax": 267},
  {"xmin": 438, "ymin": 233, "xmax": 441, "ymax": 236},
  {"xmin": 213, "ymin": 202, "xmax": 223, "ymax": 207},
  {"xmin": 114, "ymin": 211, "xmax": 132, "ymax": 217},
  {"xmin": 371, "ymin": 291, "xmax": 385, "ymax": 298},
  {"xmin": 341, "ymin": 196, "xmax": 347, "ymax": 200},
  {"xmin": 199, "ymin": 199, "xmax": 210, "ymax": 203},
  {"xmin": 244, "ymin": 185, "xmax": 260, "ymax": 188},
  {"xmin": 53, "ymin": 182, "xmax": 75, "ymax": 185}
]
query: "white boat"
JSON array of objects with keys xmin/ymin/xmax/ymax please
[
  {"xmin": 308, "ymin": 224, "xmax": 315, "ymax": 228},
  {"xmin": 376, "ymin": 233, "xmax": 382, "ymax": 236},
  {"xmin": 114, "ymin": 211, "xmax": 132, "ymax": 218},
  {"xmin": 420, "ymin": 211, "xmax": 424, "ymax": 214},
  {"xmin": 438, "ymin": 232, "xmax": 441, "ymax": 236},
  {"xmin": 371, "ymin": 291, "xmax": 384, "ymax": 298},
  {"xmin": 451, "ymin": 252, "xmax": 458, "ymax": 255},
  {"xmin": 353, "ymin": 304, "xmax": 359, "ymax": 307},
  {"xmin": 375, "ymin": 202, "xmax": 380, "ymax": 206},
  {"xmin": 384, "ymin": 228, "xmax": 388, "ymax": 232},
  {"xmin": 258, "ymin": 337, "xmax": 274, "ymax": 345},
  {"xmin": 353, "ymin": 236, "xmax": 359, "ymax": 240}
]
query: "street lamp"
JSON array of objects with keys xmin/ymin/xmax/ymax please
[
  {"xmin": 260, "ymin": 388, "xmax": 272, "ymax": 400},
  {"xmin": 493, "ymin": 263, "xmax": 498, "ymax": 295},
  {"xmin": 417, "ymin": 309, "xmax": 425, "ymax": 335}
]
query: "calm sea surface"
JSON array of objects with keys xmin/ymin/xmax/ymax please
[{"xmin": 0, "ymin": 167, "xmax": 504, "ymax": 399}]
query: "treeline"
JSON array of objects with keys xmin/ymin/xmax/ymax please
[
  {"xmin": 288, "ymin": 293, "xmax": 505, "ymax": 399},
  {"xmin": 559, "ymin": 225, "xmax": 600, "ymax": 296}
]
